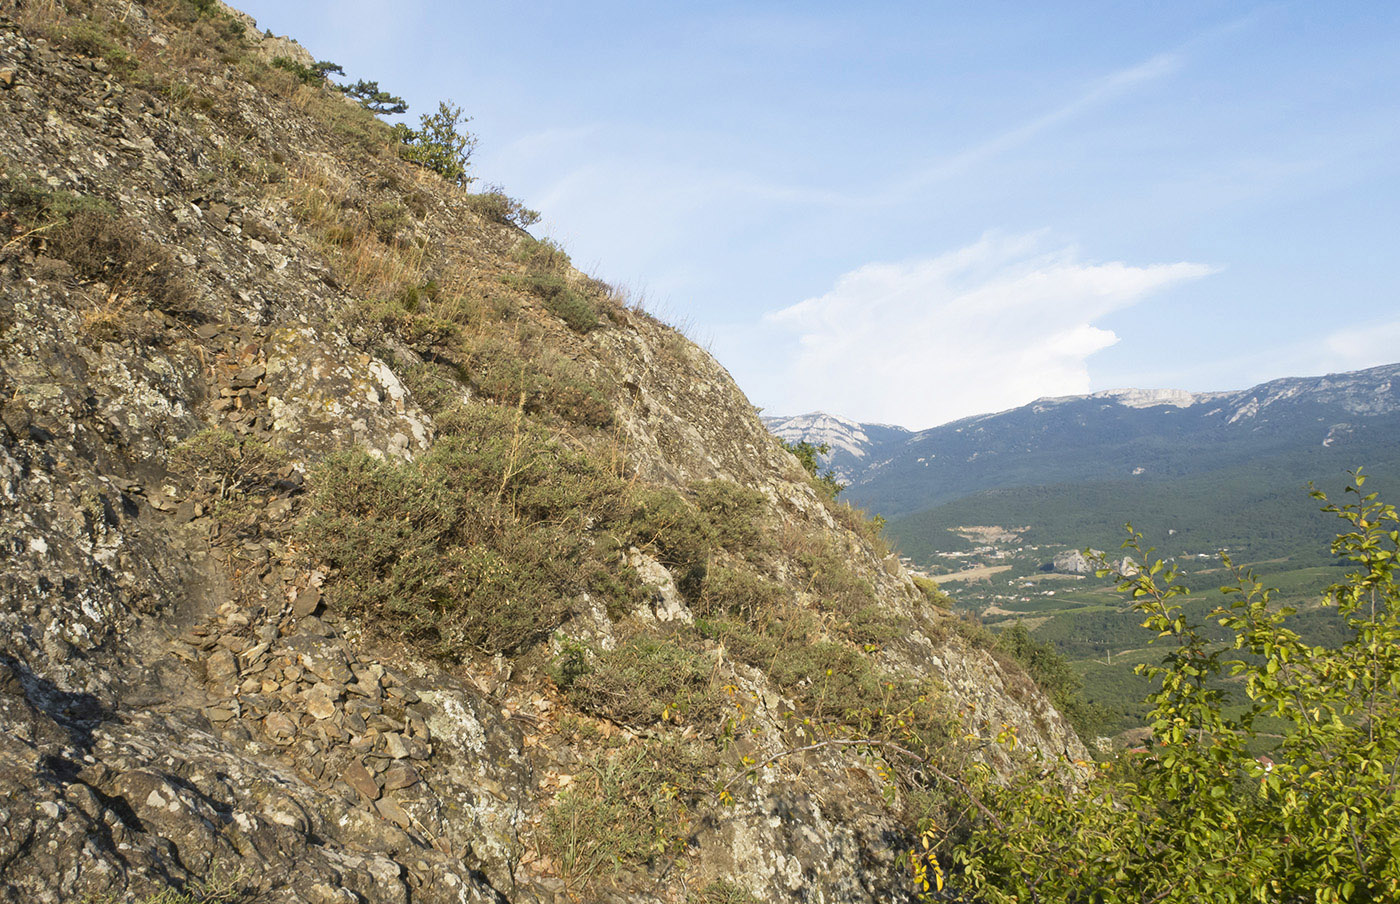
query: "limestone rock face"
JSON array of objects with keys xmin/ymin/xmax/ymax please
[{"xmin": 0, "ymin": 3, "xmax": 1085, "ymax": 903}]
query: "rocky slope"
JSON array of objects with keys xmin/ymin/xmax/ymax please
[{"xmin": 0, "ymin": 3, "xmax": 1083, "ymax": 903}]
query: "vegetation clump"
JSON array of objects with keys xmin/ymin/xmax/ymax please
[
  {"xmin": 540, "ymin": 739, "xmax": 715, "ymax": 892},
  {"xmin": 941, "ymin": 474, "xmax": 1400, "ymax": 902},
  {"xmin": 552, "ymin": 634, "xmax": 723, "ymax": 729},
  {"xmin": 783, "ymin": 439, "xmax": 844, "ymax": 499},
  {"xmin": 508, "ymin": 235, "xmax": 600, "ymax": 333},
  {"xmin": 0, "ymin": 174, "xmax": 193, "ymax": 319},
  {"xmin": 992, "ymin": 622, "xmax": 1104, "ymax": 739},
  {"xmin": 299, "ymin": 402, "xmax": 632, "ymax": 655},
  {"xmin": 393, "ymin": 101, "xmax": 477, "ymax": 185},
  {"xmin": 465, "ymin": 184, "xmax": 541, "ymax": 228}
]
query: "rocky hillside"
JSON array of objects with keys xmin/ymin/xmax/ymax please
[{"xmin": 0, "ymin": 3, "xmax": 1083, "ymax": 902}]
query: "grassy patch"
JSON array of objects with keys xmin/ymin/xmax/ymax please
[
  {"xmin": 464, "ymin": 185, "xmax": 540, "ymax": 228},
  {"xmin": 688, "ymin": 882, "xmax": 762, "ymax": 904}
]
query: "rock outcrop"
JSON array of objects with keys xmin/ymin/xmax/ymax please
[{"xmin": 0, "ymin": 3, "xmax": 1085, "ymax": 902}]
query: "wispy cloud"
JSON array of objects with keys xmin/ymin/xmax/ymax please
[
  {"xmin": 891, "ymin": 52, "xmax": 1183, "ymax": 196},
  {"xmin": 762, "ymin": 233, "xmax": 1219, "ymax": 428}
]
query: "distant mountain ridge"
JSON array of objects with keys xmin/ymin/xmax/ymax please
[
  {"xmin": 767, "ymin": 362, "xmax": 1400, "ymax": 520},
  {"xmin": 761, "ymin": 412, "xmax": 910, "ymax": 483}
]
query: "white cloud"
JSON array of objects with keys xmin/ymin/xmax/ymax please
[{"xmin": 763, "ymin": 234, "xmax": 1218, "ymax": 428}]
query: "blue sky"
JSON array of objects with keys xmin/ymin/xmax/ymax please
[{"xmin": 233, "ymin": 1, "xmax": 1400, "ymax": 429}]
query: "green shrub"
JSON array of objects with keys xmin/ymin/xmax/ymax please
[
  {"xmin": 169, "ymin": 429, "xmax": 290, "ymax": 525},
  {"xmin": 695, "ymin": 615, "xmax": 946, "ymax": 746},
  {"xmin": 694, "ymin": 565, "xmax": 784, "ymax": 624},
  {"xmin": 783, "ymin": 439, "xmax": 844, "ymax": 499},
  {"xmin": 300, "ymin": 403, "xmax": 630, "ymax": 655},
  {"xmin": 513, "ymin": 234, "xmax": 571, "ymax": 271},
  {"xmin": 688, "ymin": 881, "xmax": 762, "ymax": 904},
  {"xmin": 552, "ymin": 634, "xmax": 722, "ymax": 728},
  {"xmin": 693, "ymin": 480, "xmax": 769, "ymax": 552},
  {"xmin": 912, "ymin": 575, "xmax": 952, "ymax": 609},
  {"xmin": 171, "ymin": 429, "xmax": 287, "ymax": 498},
  {"xmin": 951, "ymin": 477, "xmax": 1400, "ymax": 902},
  {"xmin": 508, "ymin": 272, "xmax": 598, "ymax": 333},
  {"xmin": 393, "ymin": 101, "xmax": 477, "ymax": 185},
  {"xmin": 0, "ymin": 176, "xmax": 192, "ymax": 314},
  {"xmin": 624, "ymin": 486, "xmax": 715, "ymax": 596},
  {"xmin": 340, "ymin": 79, "xmax": 408, "ymax": 115},
  {"xmin": 461, "ymin": 335, "xmax": 613, "ymax": 427},
  {"xmin": 465, "ymin": 185, "xmax": 541, "ymax": 228},
  {"xmin": 271, "ymin": 57, "xmax": 342, "ymax": 86},
  {"xmin": 993, "ymin": 622, "xmax": 1104, "ymax": 739}
]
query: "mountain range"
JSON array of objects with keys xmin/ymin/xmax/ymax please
[{"xmin": 767, "ymin": 363, "xmax": 1400, "ymax": 562}]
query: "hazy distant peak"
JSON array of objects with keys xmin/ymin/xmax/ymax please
[
  {"xmin": 762, "ymin": 411, "xmax": 911, "ymax": 478},
  {"xmin": 1032, "ymin": 388, "xmax": 1211, "ymax": 410}
]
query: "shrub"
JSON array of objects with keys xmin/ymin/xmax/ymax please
[
  {"xmin": 465, "ymin": 185, "xmax": 541, "ymax": 228},
  {"xmin": 624, "ymin": 486, "xmax": 715, "ymax": 596},
  {"xmin": 170, "ymin": 429, "xmax": 290, "ymax": 524},
  {"xmin": 540, "ymin": 740, "xmax": 712, "ymax": 891},
  {"xmin": 993, "ymin": 623, "xmax": 1104, "ymax": 739},
  {"xmin": 912, "ymin": 575, "xmax": 952, "ymax": 609},
  {"xmin": 552, "ymin": 634, "xmax": 722, "ymax": 728},
  {"xmin": 271, "ymin": 57, "xmax": 343, "ymax": 86},
  {"xmin": 171, "ymin": 429, "xmax": 288, "ymax": 499},
  {"xmin": 508, "ymin": 272, "xmax": 598, "ymax": 333},
  {"xmin": 340, "ymin": 79, "xmax": 408, "ymax": 115},
  {"xmin": 1, "ymin": 176, "xmax": 193, "ymax": 315},
  {"xmin": 461, "ymin": 335, "xmax": 613, "ymax": 427},
  {"xmin": 393, "ymin": 101, "xmax": 477, "ymax": 185},
  {"xmin": 513, "ymin": 234, "xmax": 571, "ymax": 271},
  {"xmin": 688, "ymin": 881, "xmax": 762, "ymax": 904},
  {"xmin": 783, "ymin": 439, "xmax": 843, "ymax": 499},
  {"xmin": 695, "ymin": 566, "xmax": 784, "ymax": 624},
  {"xmin": 299, "ymin": 403, "xmax": 631, "ymax": 656},
  {"xmin": 950, "ymin": 476, "xmax": 1400, "ymax": 903},
  {"xmin": 693, "ymin": 480, "xmax": 769, "ymax": 552}
]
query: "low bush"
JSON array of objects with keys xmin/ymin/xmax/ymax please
[
  {"xmin": 992, "ymin": 622, "xmax": 1104, "ymax": 739},
  {"xmin": 300, "ymin": 403, "xmax": 633, "ymax": 655},
  {"xmin": 465, "ymin": 185, "xmax": 541, "ymax": 228},
  {"xmin": 624, "ymin": 486, "xmax": 715, "ymax": 598},
  {"xmin": 694, "ymin": 565, "xmax": 784, "ymax": 624},
  {"xmin": 695, "ymin": 615, "xmax": 947, "ymax": 747},
  {"xmin": 911, "ymin": 575, "xmax": 952, "ymax": 609},
  {"xmin": 552, "ymin": 634, "xmax": 723, "ymax": 729},
  {"xmin": 540, "ymin": 739, "xmax": 713, "ymax": 892},
  {"xmin": 271, "ymin": 57, "xmax": 342, "ymax": 86},
  {"xmin": 0, "ymin": 175, "xmax": 193, "ymax": 315},
  {"xmin": 170, "ymin": 429, "xmax": 290, "ymax": 525},
  {"xmin": 693, "ymin": 480, "xmax": 769, "ymax": 552},
  {"xmin": 462, "ymin": 335, "xmax": 612, "ymax": 427},
  {"xmin": 507, "ymin": 272, "xmax": 598, "ymax": 333},
  {"xmin": 688, "ymin": 881, "xmax": 762, "ymax": 904},
  {"xmin": 513, "ymin": 234, "xmax": 571, "ymax": 271}
]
